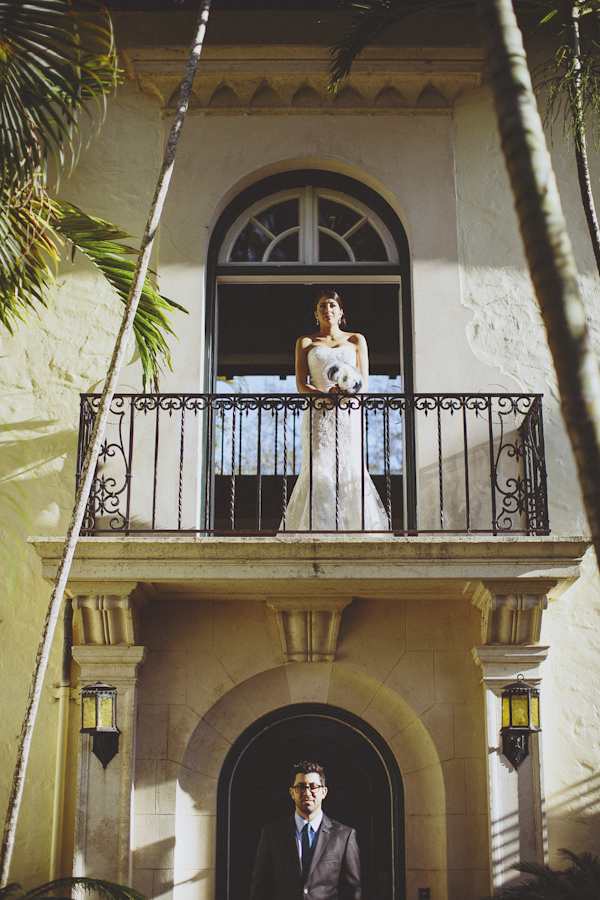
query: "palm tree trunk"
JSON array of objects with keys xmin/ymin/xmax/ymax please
[
  {"xmin": 0, "ymin": 0, "xmax": 212, "ymax": 885},
  {"xmin": 566, "ymin": 4, "xmax": 600, "ymax": 276},
  {"xmin": 476, "ymin": 0, "xmax": 600, "ymax": 561}
]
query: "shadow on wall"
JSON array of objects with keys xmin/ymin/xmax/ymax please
[
  {"xmin": 546, "ymin": 772, "xmax": 600, "ymax": 859},
  {"xmin": 0, "ymin": 418, "xmax": 76, "ymax": 594}
]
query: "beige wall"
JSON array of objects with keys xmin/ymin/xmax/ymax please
[{"xmin": 453, "ymin": 83, "xmax": 600, "ymax": 863}]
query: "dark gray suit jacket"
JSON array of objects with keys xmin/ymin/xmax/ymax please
[{"xmin": 249, "ymin": 813, "xmax": 361, "ymax": 900}]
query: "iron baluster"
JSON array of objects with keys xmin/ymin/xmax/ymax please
[
  {"xmin": 178, "ymin": 405, "xmax": 185, "ymax": 530},
  {"xmin": 152, "ymin": 404, "xmax": 160, "ymax": 531},
  {"xmin": 384, "ymin": 403, "xmax": 392, "ymax": 528},
  {"xmin": 238, "ymin": 406, "xmax": 243, "ymax": 475},
  {"xmin": 274, "ymin": 407, "xmax": 278, "ymax": 475},
  {"xmin": 125, "ymin": 398, "xmax": 135, "ymax": 535},
  {"xmin": 360, "ymin": 398, "xmax": 366, "ymax": 531},
  {"xmin": 205, "ymin": 400, "xmax": 214, "ymax": 534},
  {"xmin": 335, "ymin": 400, "xmax": 340, "ymax": 531},
  {"xmin": 437, "ymin": 401, "xmax": 444, "ymax": 530},
  {"xmin": 309, "ymin": 402, "xmax": 313, "ymax": 531},
  {"xmin": 462, "ymin": 401, "xmax": 471, "ymax": 531},
  {"xmin": 257, "ymin": 404, "xmax": 262, "ymax": 531},
  {"xmin": 282, "ymin": 405, "xmax": 288, "ymax": 529},
  {"xmin": 293, "ymin": 407, "xmax": 297, "ymax": 473},
  {"xmin": 220, "ymin": 407, "xmax": 225, "ymax": 475},
  {"xmin": 488, "ymin": 397, "xmax": 498, "ymax": 535},
  {"xmin": 230, "ymin": 404, "xmax": 236, "ymax": 531}
]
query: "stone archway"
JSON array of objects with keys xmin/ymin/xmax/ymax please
[{"xmin": 172, "ymin": 664, "xmax": 447, "ymax": 900}]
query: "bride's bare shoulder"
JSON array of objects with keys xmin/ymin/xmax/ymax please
[
  {"xmin": 348, "ymin": 332, "xmax": 367, "ymax": 347},
  {"xmin": 297, "ymin": 334, "xmax": 317, "ymax": 350}
]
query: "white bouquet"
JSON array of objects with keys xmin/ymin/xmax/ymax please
[{"xmin": 326, "ymin": 362, "xmax": 363, "ymax": 394}]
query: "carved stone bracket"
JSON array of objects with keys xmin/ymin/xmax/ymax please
[
  {"xmin": 268, "ymin": 598, "xmax": 352, "ymax": 662},
  {"xmin": 122, "ymin": 46, "xmax": 484, "ymax": 115},
  {"xmin": 70, "ymin": 581, "xmax": 152, "ymax": 647},
  {"xmin": 472, "ymin": 579, "xmax": 557, "ymax": 645}
]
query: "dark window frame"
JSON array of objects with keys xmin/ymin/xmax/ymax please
[{"xmin": 205, "ymin": 169, "xmax": 416, "ymax": 527}]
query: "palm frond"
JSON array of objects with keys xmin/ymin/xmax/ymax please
[
  {"xmin": 328, "ymin": 0, "xmax": 470, "ymax": 91},
  {"xmin": 535, "ymin": 41, "xmax": 600, "ymax": 150},
  {"xmin": 52, "ymin": 200, "xmax": 187, "ymax": 391},
  {"xmin": 483, "ymin": 850, "xmax": 600, "ymax": 900},
  {"xmin": 0, "ymin": 0, "xmax": 120, "ymax": 197},
  {"xmin": 0, "ymin": 877, "xmax": 147, "ymax": 900},
  {"xmin": 0, "ymin": 186, "xmax": 59, "ymax": 332}
]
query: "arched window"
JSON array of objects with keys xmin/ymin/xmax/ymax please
[
  {"xmin": 220, "ymin": 186, "xmax": 399, "ymax": 265},
  {"xmin": 205, "ymin": 170, "xmax": 416, "ymax": 529}
]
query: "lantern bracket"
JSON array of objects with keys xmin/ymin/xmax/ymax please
[{"xmin": 92, "ymin": 731, "xmax": 121, "ymax": 768}]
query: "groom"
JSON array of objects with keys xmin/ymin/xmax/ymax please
[{"xmin": 249, "ymin": 761, "xmax": 361, "ymax": 900}]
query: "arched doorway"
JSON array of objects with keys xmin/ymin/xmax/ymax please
[
  {"xmin": 205, "ymin": 169, "xmax": 416, "ymax": 530},
  {"xmin": 216, "ymin": 703, "xmax": 405, "ymax": 900}
]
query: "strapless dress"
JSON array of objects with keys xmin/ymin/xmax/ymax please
[{"xmin": 282, "ymin": 344, "xmax": 389, "ymax": 532}]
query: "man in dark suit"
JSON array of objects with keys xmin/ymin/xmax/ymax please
[{"xmin": 250, "ymin": 761, "xmax": 361, "ymax": 900}]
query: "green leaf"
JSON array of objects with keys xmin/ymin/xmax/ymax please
[{"xmin": 51, "ymin": 201, "xmax": 188, "ymax": 391}]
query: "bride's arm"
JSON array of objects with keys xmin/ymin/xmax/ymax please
[
  {"xmin": 354, "ymin": 333, "xmax": 369, "ymax": 392},
  {"xmin": 295, "ymin": 337, "xmax": 322, "ymax": 394}
]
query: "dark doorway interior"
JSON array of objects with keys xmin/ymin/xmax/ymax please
[
  {"xmin": 216, "ymin": 283, "xmax": 401, "ymax": 380},
  {"xmin": 219, "ymin": 707, "xmax": 404, "ymax": 900}
]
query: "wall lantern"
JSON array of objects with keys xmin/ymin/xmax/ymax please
[
  {"xmin": 80, "ymin": 682, "xmax": 120, "ymax": 768},
  {"xmin": 501, "ymin": 674, "xmax": 541, "ymax": 769}
]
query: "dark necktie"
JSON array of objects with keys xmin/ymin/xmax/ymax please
[{"xmin": 301, "ymin": 823, "xmax": 314, "ymax": 879}]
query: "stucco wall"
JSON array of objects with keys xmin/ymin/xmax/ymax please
[
  {"xmin": 0, "ymin": 78, "xmax": 161, "ymax": 884},
  {"xmin": 453, "ymin": 83, "xmax": 600, "ymax": 864}
]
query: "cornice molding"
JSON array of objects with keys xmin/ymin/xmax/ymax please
[{"xmin": 122, "ymin": 45, "xmax": 485, "ymax": 115}]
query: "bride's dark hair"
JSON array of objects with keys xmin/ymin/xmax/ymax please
[{"xmin": 314, "ymin": 289, "xmax": 346, "ymax": 328}]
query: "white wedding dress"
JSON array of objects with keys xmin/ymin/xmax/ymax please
[{"xmin": 282, "ymin": 345, "xmax": 389, "ymax": 532}]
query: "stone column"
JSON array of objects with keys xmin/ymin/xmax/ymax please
[
  {"xmin": 70, "ymin": 582, "xmax": 149, "ymax": 884},
  {"xmin": 472, "ymin": 580, "xmax": 554, "ymax": 890}
]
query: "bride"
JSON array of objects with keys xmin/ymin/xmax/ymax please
[{"xmin": 283, "ymin": 290, "xmax": 389, "ymax": 532}]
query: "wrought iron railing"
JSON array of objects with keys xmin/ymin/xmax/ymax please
[{"xmin": 77, "ymin": 392, "xmax": 549, "ymax": 536}]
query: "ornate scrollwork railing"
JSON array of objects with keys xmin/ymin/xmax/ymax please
[{"xmin": 76, "ymin": 392, "xmax": 549, "ymax": 536}]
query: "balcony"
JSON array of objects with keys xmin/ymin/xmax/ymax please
[{"xmin": 77, "ymin": 392, "xmax": 549, "ymax": 537}]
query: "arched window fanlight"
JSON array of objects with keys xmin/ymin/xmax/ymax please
[{"xmin": 220, "ymin": 186, "xmax": 398, "ymax": 265}]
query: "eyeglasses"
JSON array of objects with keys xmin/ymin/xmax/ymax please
[{"xmin": 293, "ymin": 783, "xmax": 324, "ymax": 794}]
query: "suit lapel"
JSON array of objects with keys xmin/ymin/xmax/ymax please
[
  {"xmin": 307, "ymin": 813, "xmax": 332, "ymax": 878},
  {"xmin": 284, "ymin": 816, "xmax": 302, "ymax": 879}
]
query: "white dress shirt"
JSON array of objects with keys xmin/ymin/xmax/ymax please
[{"xmin": 294, "ymin": 810, "xmax": 323, "ymax": 861}]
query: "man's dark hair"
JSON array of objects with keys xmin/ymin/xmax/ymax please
[{"xmin": 290, "ymin": 761, "xmax": 326, "ymax": 788}]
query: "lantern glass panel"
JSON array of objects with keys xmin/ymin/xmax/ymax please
[
  {"xmin": 98, "ymin": 695, "xmax": 114, "ymax": 729},
  {"xmin": 530, "ymin": 695, "xmax": 540, "ymax": 728},
  {"xmin": 82, "ymin": 695, "xmax": 96, "ymax": 730},
  {"xmin": 502, "ymin": 696, "xmax": 510, "ymax": 728},
  {"xmin": 511, "ymin": 694, "xmax": 529, "ymax": 727}
]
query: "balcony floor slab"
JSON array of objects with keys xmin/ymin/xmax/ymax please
[{"xmin": 31, "ymin": 535, "xmax": 589, "ymax": 603}]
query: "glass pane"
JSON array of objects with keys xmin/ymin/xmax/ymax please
[
  {"xmin": 319, "ymin": 231, "xmax": 350, "ymax": 261},
  {"xmin": 82, "ymin": 695, "xmax": 96, "ymax": 730},
  {"xmin": 347, "ymin": 221, "xmax": 388, "ymax": 261},
  {"xmin": 98, "ymin": 695, "xmax": 115, "ymax": 728},
  {"xmin": 530, "ymin": 695, "xmax": 540, "ymax": 728},
  {"xmin": 319, "ymin": 198, "xmax": 361, "ymax": 235},
  {"xmin": 269, "ymin": 231, "xmax": 299, "ymax": 261},
  {"xmin": 255, "ymin": 199, "xmax": 299, "ymax": 236},
  {"xmin": 510, "ymin": 694, "xmax": 529, "ymax": 727},
  {"xmin": 230, "ymin": 223, "xmax": 271, "ymax": 262},
  {"xmin": 502, "ymin": 696, "xmax": 510, "ymax": 728}
]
